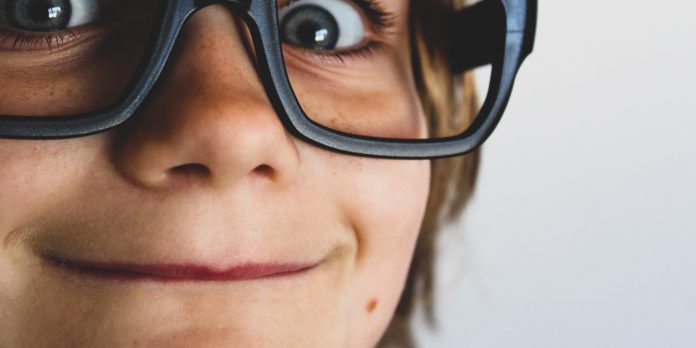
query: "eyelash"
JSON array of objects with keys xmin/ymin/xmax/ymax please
[
  {"xmin": 0, "ymin": 30, "xmax": 79, "ymax": 50},
  {"xmin": 301, "ymin": 41, "xmax": 387, "ymax": 66}
]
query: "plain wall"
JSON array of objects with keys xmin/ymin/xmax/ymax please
[{"xmin": 416, "ymin": 1, "xmax": 696, "ymax": 347}]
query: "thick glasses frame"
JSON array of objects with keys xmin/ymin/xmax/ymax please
[{"xmin": 0, "ymin": 0, "xmax": 537, "ymax": 159}]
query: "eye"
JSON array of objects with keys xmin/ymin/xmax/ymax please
[
  {"xmin": 0, "ymin": 0, "xmax": 100, "ymax": 32},
  {"xmin": 279, "ymin": 0, "xmax": 366, "ymax": 51}
]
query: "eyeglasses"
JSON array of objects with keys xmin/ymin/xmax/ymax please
[{"xmin": 0, "ymin": 0, "xmax": 536, "ymax": 159}]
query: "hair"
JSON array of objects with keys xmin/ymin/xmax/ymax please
[{"xmin": 378, "ymin": 0, "xmax": 479, "ymax": 346}]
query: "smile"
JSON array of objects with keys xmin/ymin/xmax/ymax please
[{"xmin": 43, "ymin": 255, "xmax": 320, "ymax": 282}]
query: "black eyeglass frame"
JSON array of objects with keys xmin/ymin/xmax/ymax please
[{"xmin": 0, "ymin": 0, "xmax": 537, "ymax": 159}]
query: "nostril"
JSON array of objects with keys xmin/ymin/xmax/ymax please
[{"xmin": 253, "ymin": 164, "xmax": 274, "ymax": 177}]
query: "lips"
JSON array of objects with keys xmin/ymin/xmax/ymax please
[{"xmin": 44, "ymin": 255, "xmax": 319, "ymax": 282}]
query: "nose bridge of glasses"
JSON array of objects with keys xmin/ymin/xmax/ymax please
[{"xmin": 195, "ymin": 0, "xmax": 251, "ymax": 12}]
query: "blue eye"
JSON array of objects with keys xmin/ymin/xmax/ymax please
[
  {"xmin": 279, "ymin": 0, "xmax": 366, "ymax": 51},
  {"xmin": 0, "ymin": 0, "xmax": 99, "ymax": 32}
]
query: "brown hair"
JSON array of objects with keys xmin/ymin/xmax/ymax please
[{"xmin": 379, "ymin": 0, "xmax": 479, "ymax": 346}]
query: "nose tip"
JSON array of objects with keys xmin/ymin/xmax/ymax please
[{"xmin": 113, "ymin": 87, "xmax": 300, "ymax": 190}]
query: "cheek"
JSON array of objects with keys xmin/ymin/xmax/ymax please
[
  {"xmin": 0, "ymin": 138, "xmax": 107, "ymax": 269},
  {"xmin": 0, "ymin": 139, "xmax": 98, "ymax": 343},
  {"xmin": 330, "ymin": 156, "xmax": 431, "ymax": 347},
  {"xmin": 299, "ymin": 85, "xmax": 426, "ymax": 139},
  {"xmin": 285, "ymin": 51, "xmax": 426, "ymax": 140},
  {"xmin": 0, "ymin": 140, "xmax": 89, "ymax": 230}
]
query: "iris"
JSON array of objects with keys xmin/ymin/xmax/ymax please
[{"xmin": 281, "ymin": 5, "xmax": 340, "ymax": 50}]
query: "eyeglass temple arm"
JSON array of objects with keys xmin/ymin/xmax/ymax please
[{"xmin": 448, "ymin": 0, "xmax": 537, "ymax": 73}]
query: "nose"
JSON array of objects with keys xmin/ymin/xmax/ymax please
[{"xmin": 112, "ymin": 5, "xmax": 300, "ymax": 190}]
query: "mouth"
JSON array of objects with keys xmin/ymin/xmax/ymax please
[{"xmin": 43, "ymin": 255, "xmax": 320, "ymax": 282}]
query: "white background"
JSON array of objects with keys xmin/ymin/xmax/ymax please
[{"xmin": 415, "ymin": 1, "xmax": 696, "ymax": 347}]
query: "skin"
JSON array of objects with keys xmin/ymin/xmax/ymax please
[{"xmin": 0, "ymin": 2, "xmax": 430, "ymax": 347}]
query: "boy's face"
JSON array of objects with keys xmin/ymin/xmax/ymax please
[{"xmin": 0, "ymin": 1, "xmax": 431, "ymax": 347}]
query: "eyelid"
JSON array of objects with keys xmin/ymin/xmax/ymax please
[
  {"xmin": 349, "ymin": 0, "xmax": 397, "ymax": 29},
  {"xmin": 0, "ymin": 27, "xmax": 93, "ymax": 51},
  {"xmin": 349, "ymin": 0, "xmax": 399, "ymax": 48}
]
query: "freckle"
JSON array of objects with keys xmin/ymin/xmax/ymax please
[{"xmin": 366, "ymin": 298, "xmax": 378, "ymax": 314}]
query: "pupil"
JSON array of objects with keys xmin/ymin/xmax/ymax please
[
  {"xmin": 281, "ymin": 5, "xmax": 339, "ymax": 50},
  {"xmin": 6, "ymin": 0, "xmax": 72, "ymax": 32},
  {"xmin": 298, "ymin": 22, "xmax": 325, "ymax": 45}
]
